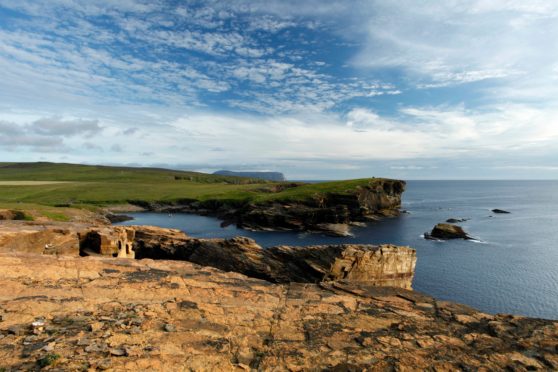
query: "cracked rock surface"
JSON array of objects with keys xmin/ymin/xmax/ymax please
[{"xmin": 0, "ymin": 253, "xmax": 556, "ymax": 371}]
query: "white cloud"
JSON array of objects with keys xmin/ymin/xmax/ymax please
[
  {"xmin": 351, "ymin": 0, "xmax": 558, "ymax": 93},
  {"xmin": 31, "ymin": 117, "xmax": 102, "ymax": 137}
]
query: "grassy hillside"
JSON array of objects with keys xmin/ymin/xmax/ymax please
[
  {"xmin": 0, "ymin": 163, "xmax": 388, "ymax": 220},
  {"xmin": 0, "ymin": 162, "xmax": 267, "ymax": 183}
]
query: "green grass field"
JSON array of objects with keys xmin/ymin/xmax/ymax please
[{"xmin": 0, "ymin": 162, "xmax": 386, "ymax": 220}]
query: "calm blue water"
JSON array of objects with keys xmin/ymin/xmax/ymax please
[{"xmin": 116, "ymin": 181, "xmax": 558, "ymax": 320}]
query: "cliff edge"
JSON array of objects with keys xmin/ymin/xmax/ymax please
[{"xmin": 0, "ymin": 253, "xmax": 556, "ymax": 371}]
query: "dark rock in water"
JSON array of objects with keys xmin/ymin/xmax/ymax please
[
  {"xmin": 491, "ymin": 209, "xmax": 511, "ymax": 214},
  {"xmin": 213, "ymin": 170, "xmax": 286, "ymax": 182},
  {"xmin": 446, "ymin": 218, "xmax": 469, "ymax": 223},
  {"xmin": 425, "ymin": 223, "xmax": 472, "ymax": 240},
  {"xmin": 105, "ymin": 213, "xmax": 134, "ymax": 223}
]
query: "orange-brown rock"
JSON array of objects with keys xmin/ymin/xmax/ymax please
[
  {"xmin": 0, "ymin": 222, "xmax": 416, "ymax": 287},
  {"xmin": 129, "ymin": 228, "xmax": 416, "ymax": 288},
  {"xmin": 0, "ymin": 253, "xmax": 556, "ymax": 371},
  {"xmin": 0, "ymin": 221, "xmax": 137, "ymax": 258},
  {"xmin": 0, "ymin": 221, "xmax": 87, "ymax": 255}
]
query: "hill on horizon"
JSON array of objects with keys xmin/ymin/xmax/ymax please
[{"xmin": 213, "ymin": 170, "xmax": 286, "ymax": 182}]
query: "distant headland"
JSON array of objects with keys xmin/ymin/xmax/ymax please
[{"xmin": 213, "ymin": 170, "xmax": 286, "ymax": 181}]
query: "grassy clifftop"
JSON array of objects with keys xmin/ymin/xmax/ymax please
[{"xmin": 0, "ymin": 163, "xmax": 390, "ymax": 209}]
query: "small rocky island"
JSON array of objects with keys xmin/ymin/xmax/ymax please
[{"xmin": 425, "ymin": 223, "xmax": 473, "ymax": 240}]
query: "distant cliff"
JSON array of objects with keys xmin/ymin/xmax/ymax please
[
  {"xmin": 213, "ymin": 170, "xmax": 286, "ymax": 181},
  {"xmin": 133, "ymin": 178, "xmax": 407, "ymax": 236}
]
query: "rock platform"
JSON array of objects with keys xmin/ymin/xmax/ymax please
[{"xmin": 0, "ymin": 253, "xmax": 556, "ymax": 371}]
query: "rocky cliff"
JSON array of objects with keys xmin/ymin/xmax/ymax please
[
  {"xmin": 143, "ymin": 178, "xmax": 406, "ymax": 236},
  {"xmin": 132, "ymin": 228, "xmax": 416, "ymax": 288},
  {"xmin": 0, "ymin": 253, "xmax": 556, "ymax": 371},
  {"xmin": 0, "ymin": 221, "xmax": 416, "ymax": 288}
]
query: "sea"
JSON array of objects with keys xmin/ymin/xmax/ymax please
[{"xmin": 116, "ymin": 180, "xmax": 558, "ymax": 320}]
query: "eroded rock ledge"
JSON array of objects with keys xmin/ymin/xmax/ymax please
[
  {"xmin": 0, "ymin": 221, "xmax": 416, "ymax": 289},
  {"xmin": 131, "ymin": 179, "xmax": 406, "ymax": 236},
  {"xmin": 0, "ymin": 253, "xmax": 556, "ymax": 371}
]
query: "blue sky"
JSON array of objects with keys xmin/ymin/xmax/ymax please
[{"xmin": 1, "ymin": 0, "xmax": 558, "ymax": 179}]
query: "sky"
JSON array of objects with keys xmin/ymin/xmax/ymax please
[{"xmin": 1, "ymin": 0, "xmax": 558, "ymax": 180}]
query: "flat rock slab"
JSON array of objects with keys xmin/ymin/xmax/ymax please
[{"xmin": 0, "ymin": 253, "xmax": 556, "ymax": 371}]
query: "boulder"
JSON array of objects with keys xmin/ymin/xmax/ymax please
[{"xmin": 425, "ymin": 223, "xmax": 472, "ymax": 240}]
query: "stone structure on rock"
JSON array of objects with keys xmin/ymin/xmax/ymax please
[
  {"xmin": 80, "ymin": 227, "xmax": 136, "ymax": 258},
  {"xmin": 0, "ymin": 253, "xmax": 556, "ymax": 371}
]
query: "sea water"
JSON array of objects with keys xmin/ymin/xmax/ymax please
[{"xmin": 116, "ymin": 180, "xmax": 558, "ymax": 320}]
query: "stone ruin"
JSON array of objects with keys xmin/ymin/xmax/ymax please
[{"xmin": 79, "ymin": 227, "xmax": 136, "ymax": 258}]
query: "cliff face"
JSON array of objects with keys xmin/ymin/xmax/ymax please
[
  {"xmin": 133, "ymin": 231, "xmax": 416, "ymax": 288},
  {"xmin": 0, "ymin": 221, "xmax": 416, "ymax": 289},
  {"xmin": 0, "ymin": 253, "xmax": 556, "ymax": 371},
  {"xmin": 236, "ymin": 179, "xmax": 406, "ymax": 235},
  {"xmin": 136, "ymin": 179, "xmax": 406, "ymax": 236}
]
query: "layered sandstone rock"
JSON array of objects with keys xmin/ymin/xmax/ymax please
[
  {"xmin": 0, "ymin": 222, "xmax": 416, "ymax": 288},
  {"xmin": 129, "ymin": 227, "xmax": 416, "ymax": 288},
  {"xmin": 0, "ymin": 253, "xmax": 555, "ymax": 371},
  {"xmin": 0, "ymin": 221, "xmax": 86, "ymax": 255},
  {"xmin": 0, "ymin": 222, "xmax": 136, "ymax": 258}
]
